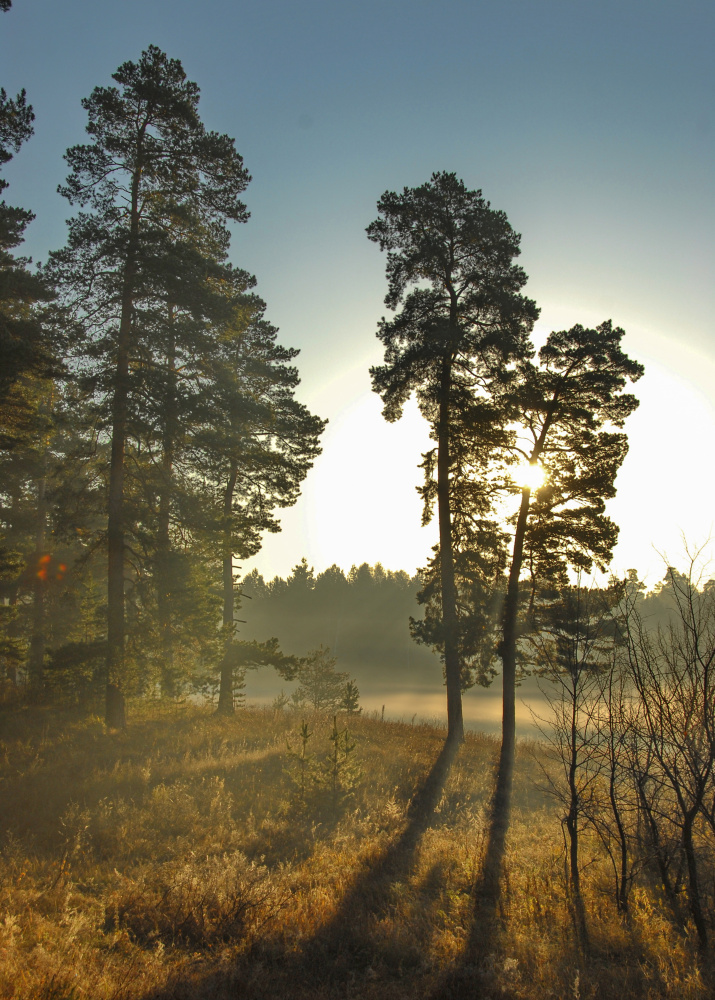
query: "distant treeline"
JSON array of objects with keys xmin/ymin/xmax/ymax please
[
  {"xmin": 237, "ymin": 561, "xmax": 712, "ymax": 693},
  {"xmin": 239, "ymin": 560, "xmax": 442, "ymax": 689}
]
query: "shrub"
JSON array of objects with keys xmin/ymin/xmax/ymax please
[
  {"xmin": 105, "ymin": 851, "xmax": 288, "ymax": 948},
  {"xmin": 291, "ymin": 646, "xmax": 347, "ymax": 711}
]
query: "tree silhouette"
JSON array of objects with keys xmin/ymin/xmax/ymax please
[
  {"xmin": 367, "ymin": 172, "xmax": 538, "ymax": 741},
  {"xmin": 50, "ymin": 46, "xmax": 251, "ymax": 725},
  {"xmin": 497, "ymin": 322, "xmax": 642, "ymax": 806},
  {"xmin": 1, "ymin": 79, "xmax": 57, "ymax": 451},
  {"xmin": 191, "ymin": 300, "xmax": 324, "ymax": 714}
]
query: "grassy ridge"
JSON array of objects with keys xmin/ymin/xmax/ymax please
[{"xmin": 0, "ymin": 702, "xmax": 709, "ymax": 999}]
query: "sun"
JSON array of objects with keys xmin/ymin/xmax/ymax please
[{"xmin": 513, "ymin": 461, "xmax": 547, "ymax": 492}]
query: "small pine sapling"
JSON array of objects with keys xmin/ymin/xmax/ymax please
[
  {"xmin": 232, "ymin": 667, "xmax": 246, "ymax": 709},
  {"xmin": 285, "ymin": 720, "xmax": 316, "ymax": 808},
  {"xmin": 272, "ymin": 689, "xmax": 290, "ymax": 712},
  {"xmin": 324, "ymin": 715, "xmax": 362, "ymax": 814},
  {"xmin": 292, "ymin": 646, "xmax": 347, "ymax": 711},
  {"xmin": 339, "ymin": 679, "xmax": 362, "ymax": 716}
]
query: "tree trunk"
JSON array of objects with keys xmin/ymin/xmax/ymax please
[
  {"xmin": 106, "ymin": 320, "xmax": 129, "ymax": 727},
  {"xmin": 27, "ymin": 472, "xmax": 47, "ymax": 700},
  {"xmin": 636, "ymin": 775, "xmax": 681, "ymax": 923},
  {"xmin": 682, "ymin": 810, "xmax": 708, "ymax": 951},
  {"xmin": 497, "ymin": 484, "xmax": 531, "ymax": 808},
  {"xmin": 478, "ymin": 480, "xmax": 531, "ymax": 916},
  {"xmin": 567, "ymin": 695, "xmax": 589, "ymax": 950},
  {"xmin": 217, "ymin": 461, "xmax": 239, "ymax": 715},
  {"xmin": 28, "ymin": 387, "xmax": 54, "ymax": 701},
  {"xmin": 609, "ymin": 757, "xmax": 630, "ymax": 913},
  {"xmin": 157, "ymin": 302, "xmax": 177, "ymax": 696},
  {"xmin": 437, "ymin": 357, "xmax": 463, "ymax": 743},
  {"xmin": 105, "ymin": 160, "xmax": 141, "ymax": 728},
  {"xmin": 497, "ymin": 400, "xmax": 557, "ymax": 810}
]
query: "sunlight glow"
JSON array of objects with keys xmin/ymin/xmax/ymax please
[
  {"xmin": 241, "ymin": 389, "xmax": 439, "ymax": 580},
  {"xmin": 243, "ymin": 358, "xmax": 715, "ymax": 587},
  {"xmin": 513, "ymin": 461, "xmax": 547, "ymax": 492}
]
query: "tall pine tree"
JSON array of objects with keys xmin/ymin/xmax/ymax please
[
  {"xmin": 367, "ymin": 172, "xmax": 538, "ymax": 742},
  {"xmin": 497, "ymin": 322, "xmax": 642, "ymax": 800},
  {"xmin": 191, "ymin": 292, "xmax": 325, "ymax": 713},
  {"xmin": 0, "ymin": 4, "xmax": 63, "ymax": 694},
  {"xmin": 50, "ymin": 46, "xmax": 250, "ymax": 725}
]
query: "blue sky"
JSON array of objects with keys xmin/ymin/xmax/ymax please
[{"xmin": 3, "ymin": 0, "xmax": 714, "ymax": 583}]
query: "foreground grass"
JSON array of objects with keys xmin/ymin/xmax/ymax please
[{"xmin": 0, "ymin": 701, "xmax": 710, "ymax": 999}]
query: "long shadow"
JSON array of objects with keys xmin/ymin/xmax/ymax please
[
  {"xmin": 469, "ymin": 740, "xmax": 512, "ymax": 944},
  {"xmin": 302, "ymin": 734, "xmax": 461, "ymax": 974},
  {"xmin": 143, "ymin": 735, "xmax": 461, "ymax": 999},
  {"xmin": 428, "ymin": 740, "xmax": 513, "ymax": 999}
]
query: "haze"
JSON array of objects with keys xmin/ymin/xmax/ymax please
[{"xmin": 2, "ymin": 0, "xmax": 713, "ymax": 587}]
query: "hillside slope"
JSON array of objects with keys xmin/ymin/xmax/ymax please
[{"xmin": 0, "ymin": 703, "xmax": 710, "ymax": 999}]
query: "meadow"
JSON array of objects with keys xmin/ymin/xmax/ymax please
[{"xmin": 0, "ymin": 701, "xmax": 710, "ymax": 1000}]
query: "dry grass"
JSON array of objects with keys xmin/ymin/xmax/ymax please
[{"xmin": 0, "ymin": 700, "xmax": 711, "ymax": 999}]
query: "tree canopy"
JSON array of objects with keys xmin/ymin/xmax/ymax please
[
  {"xmin": 368, "ymin": 171, "xmax": 538, "ymax": 741},
  {"xmin": 10, "ymin": 46, "xmax": 322, "ymax": 720}
]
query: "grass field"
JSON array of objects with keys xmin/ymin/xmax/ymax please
[{"xmin": 0, "ymin": 701, "xmax": 710, "ymax": 999}]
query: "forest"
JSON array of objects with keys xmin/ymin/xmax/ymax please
[{"xmin": 1, "ymin": 22, "xmax": 714, "ymax": 1000}]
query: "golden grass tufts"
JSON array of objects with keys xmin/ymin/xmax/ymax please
[
  {"xmin": 0, "ymin": 700, "xmax": 712, "ymax": 999},
  {"xmin": 104, "ymin": 851, "xmax": 289, "ymax": 948}
]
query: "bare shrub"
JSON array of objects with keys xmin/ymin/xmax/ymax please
[
  {"xmin": 105, "ymin": 850, "xmax": 289, "ymax": 948},
  {"xmin": 527, "ymin": 582, "xmax": 622, "ymax": 949},
  {"xmin": 623, "ymin": 559, "xmax": 715, "ymax": 950}
]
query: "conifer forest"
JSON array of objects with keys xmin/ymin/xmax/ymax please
[{"xmin": 1, "ymin": 9, "xmax": 714, "ymax": 999}]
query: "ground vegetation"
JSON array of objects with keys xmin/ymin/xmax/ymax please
[{"xmin": 0, "ymin": 701, "xmax": 711, "ymax": 1000}]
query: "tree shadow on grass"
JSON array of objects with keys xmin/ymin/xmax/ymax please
[
  {"xmin": 302, "ymin": 734, "xmax": 461, "ymax": 974},
  {"xmin": 144, "ymin": 735, "xmax": 461, "ymax": 999},
  {"xmin": 427, "ymin": 740, "xmax": 513, "ymax": 999}
]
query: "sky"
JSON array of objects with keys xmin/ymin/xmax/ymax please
[{"xmin": 2, "ymin": 0, "xmax": 714, "ymax": 588}]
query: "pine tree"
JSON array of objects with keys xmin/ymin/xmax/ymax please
[
  {"xmin": 190, "ymin": 297, "xmax": 325, "ymax": 714},
  {"xmin": 0, "ymin": 25, "xmax": 65, "ymax": 692},
  {"xmin": 0, "ymin": 386, "xmax": 97, "ymax": 699},
  {"xmin": 0, "ymin": 84, "xmax": 57, "ymax": 451},
  {"xmin": 284, "ymin": 720, "xmax": 316, "ymax": 809},
  {"xmin": 50, "ymin": 46, "xmax": 250, "ymax": 725},
  {"xmin": 367, "ymin": 172, "xmax": 538, "ymax": 741},
  {"xmin": 324, "ymin": 715, "xmax": 360, "ymax": 814},
  {"xmin": 291, "ymin": 647, "xmax": 348, "ymax": 713},
  {"xmin": 339, "ymin": 679, "xmax": 361, "ymax": 715},
  {"xmin": 495, "ymin": 322, "xmax": 642, "ymax": 805}
]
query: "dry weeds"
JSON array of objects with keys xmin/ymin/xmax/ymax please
[{"xmin": 0, "ymin": 701, "xmax": 711, "ymax": 999}]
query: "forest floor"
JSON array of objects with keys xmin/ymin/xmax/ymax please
[{"xmin": 0, "ymin": 700, "xmax": 711, "ymax": 999}]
